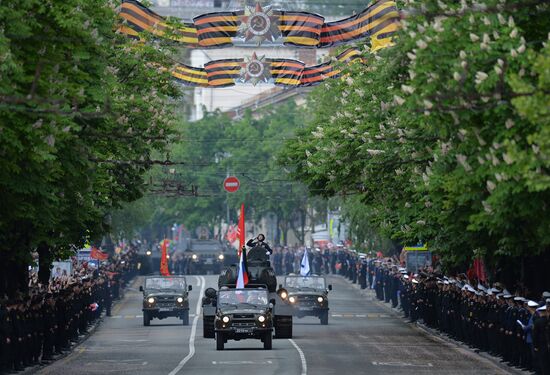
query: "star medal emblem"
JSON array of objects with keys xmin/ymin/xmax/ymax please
[
  {"xmin": 239, "ymin": 53, "xmax": 271, "ymax": 86},
  {"xmin": 238, "ymin": 2, "xmax": 281, "ymax": 45}
]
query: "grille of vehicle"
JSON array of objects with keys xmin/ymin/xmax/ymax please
[
  {"xmin": 233, "ymin": 314, "xmax": 254, "ymax": 319},
  {"xmin": 232, "ymin": 321, "xmax": 256, "ymax": 328},
  {"xmin": 155, "ymin": 295, "xmax": 176, "ymax": 307},
  {"xmin": 296, "ymin": 295, "xmax": 320, "ymax": 306}
]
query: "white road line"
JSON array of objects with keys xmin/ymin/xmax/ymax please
[
  {"xmin": 288, "ymin": 339, "xmax": 307, "ymax": 375},
  {"xmin": 168, "ymin": 275, "xmax": 205, "ymax": 375}
]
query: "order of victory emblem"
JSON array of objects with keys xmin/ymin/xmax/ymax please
[{"xmin": 238, "ymin": 2, "xmax": 281, "ymax": 45}]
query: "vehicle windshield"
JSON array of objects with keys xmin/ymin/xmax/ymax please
[
  {"xmin": 284, "ymin": 276, "xmax": 326, "ymax": 289},
  {"xmin": 218, "ymin": 289, "xmax": 269, "ymax": 307},
  {"xmin": 145, "ymin": 277, "xmax": 187, "ymax": 290}
]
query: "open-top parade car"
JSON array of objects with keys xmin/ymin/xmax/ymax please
[
  {"xmin": 203, "ymin": 287, "xmax": 274, "ymax": 350},
  {"xmin": 279, "ymin": 275, "xmax": 332, "ymax": 325},
  {"xmin": 140, "ymin": 276, "xmax": 192, "ymax": 326}
]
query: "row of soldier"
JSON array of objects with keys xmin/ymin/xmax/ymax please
[
  {"xmin": 0, "ymin": 248, "xmax": 138, "ymax": 374},
  {"xmin": 368, "ymin": 260, "xmax": 550, "ymax": 375}
]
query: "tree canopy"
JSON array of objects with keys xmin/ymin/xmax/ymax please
[{"xmin": 280, "ymin": 0, "xmax": 550, "ymax": 271}]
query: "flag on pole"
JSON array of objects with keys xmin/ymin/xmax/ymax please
[
  {"xmin": 90, "ymin": 247, "xmax": 109, "ymax": 261},
  {"xmin": 237, "ymin": 203, "xmax": 245, "ymax": 256},
  {"xmin": 236, "ymin": 246, "xmax": 249, "ymax": 288},
  {"xmin": 160, "ymin": 239, "xmax": 171, "ymax": 276},
  {"xmin": 300, "ymin": 249, "xmax": 310, "ymax": 276}
]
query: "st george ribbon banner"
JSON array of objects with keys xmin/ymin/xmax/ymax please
[
  {"xmin": 170, "ymin": 48, "xmax": 363, "ymax": 88},
  {"xmin": 118, "ymin": 0, "xmax": 400, "ymax": 50}
]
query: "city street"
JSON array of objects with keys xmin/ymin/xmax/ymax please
[{"xmin": 36, "ymin": 275, "xmax": 514, "ymax": 375}]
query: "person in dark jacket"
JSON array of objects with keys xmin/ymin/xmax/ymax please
[{"xmin": 246, "ymin": 234, "xmax": 273, "ymax": 255}]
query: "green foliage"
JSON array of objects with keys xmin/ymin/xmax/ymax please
[
  {"xmin": 0, "ymin": 0, "xmax": 179, "ymax": 269},
  {"xmin": 111, "ymin": 102, "xmax": 320, "ymax": 245},
  {"xmin": 280, "ymin": 0, "xmax": 550, "ymax": 269}
]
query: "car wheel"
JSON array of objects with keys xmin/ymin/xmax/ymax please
[
  {"xmin": 203, "ymin": 316, "xmax": 215, "ymax": 338},
  {"xmin": 216, "ymin": 332, "xmax": 224, "ymax": 350},
  {"xmin": 181, "ymin": 310, "xmax": 189, "ymax": 326},
  {"xmin": 263, "ymin": 332, "xmax": 272, "ymax": 350},
  {"xmin": 143, "ymin": 312, "xmax": 150, "ymax": 326},
  {"xmin": 320, "ymin": 311, "xmax": 329, "ymax": 325}
]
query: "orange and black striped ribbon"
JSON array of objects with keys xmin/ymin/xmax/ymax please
[
  {"xmin": 118, "ymin": 0, "xmax": 399, "ymax": 49},
  {"xmin": 169, "ymin": 49, "xmax": 363, "ymax": 87},
  {"xmin": 118, "ymin": 0, "xmax": 198, "ymax": 44},
  {"xmin": 319, "ymin": 0, "xmax": 400, "ymax": 47},
  {"xmin": 204, "ymin": 59, "xmax": 243, "ymax": 87},
  {"xmin": 277, "ymin": 11, "xmax": 324, "ymax": 47}
]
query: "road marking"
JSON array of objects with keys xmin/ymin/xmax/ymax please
[
  {"xmin": 372, "ymin": 361, "xmax": 433, "ymax": 367},
  {"xmin": 168, "ymin": 275, "xmax": 205, "ymax": 375},
  {"xmin": 289, "ymin": 339, "xmax": 307, "ymax": 375},
  {"xmin": 331, "ymin": 313, "xmax": 391, "ymax": 319},
  {"xmin": 212, "ymin": 360, "xmax": 273, "ymax": 365}
]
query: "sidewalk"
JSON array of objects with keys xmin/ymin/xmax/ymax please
[
  {"xmin": 20, "ymin": 277, "xmax": 141, "ymax": 375},
  {"xmin": 335, "ymin": 274, "xmax": 532, "ymax": 375}
]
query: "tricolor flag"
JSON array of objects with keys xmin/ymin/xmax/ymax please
[
  {"xmin": 300, "ymin": 249, "xmax": 310, "ymax": 277},
  {"xmin": 236, "ymin": 246, "xmax": 249, "ymax": 288}
]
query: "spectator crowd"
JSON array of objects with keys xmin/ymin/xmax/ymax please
[{"xmin": 0, "ymin": 247, "xmax": 138, "ymax": 374}]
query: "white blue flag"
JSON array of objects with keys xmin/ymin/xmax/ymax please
[{"xmin": 300, "ymin": 249, "xmax": 310, "ymax": 276}]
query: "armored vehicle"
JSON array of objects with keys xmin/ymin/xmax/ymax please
[
  {"xmin": 203, "ymin": 246, "xmax": 293, "ymax": 342},
  {"xmin": 186, "ymin": 239, "xmax": 232, "ymax": 274},
  {"xmin": 280, "ymin": 275, "xmax": 332, "ymax": 325},
  {"xmin": 204, "ymin": 287, "xmax": 274, "ymax": 350},
  {"xmin": 140, "ymin": 276, "xmax": 192, "ymax": 326}
]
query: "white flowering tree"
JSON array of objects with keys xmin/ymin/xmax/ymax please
[{"xmin": 280, "ymin": 0, "xmax": 550, "ymax": 273}]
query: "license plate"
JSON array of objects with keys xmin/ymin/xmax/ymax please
[
  {"xmin": 299, "ymin": 307, "xmax": 313, "ymax": 311},
  {"xmin": 235, "ymin": 328, "xmax": 252, "ymax": 333},
  {"xmin": 159, "ymin": 308, "xmax": 172, "ymax": 312},
  {"xmin": 205, "ymin": 259, "xmax": 214, "ymax": 264}
]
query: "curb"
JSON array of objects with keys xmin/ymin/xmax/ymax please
[
  {"xmin": 332, "ymin": 274, "xmax": 531, "ymax": 375},
  {"xmin": 19, "ymin": 277, "xmax": 139, "ymax": 375}
]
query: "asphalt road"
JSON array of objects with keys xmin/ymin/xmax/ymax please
[{"xmin": 36, "ymin": 275, "xmax": 514, "ymax": 375}]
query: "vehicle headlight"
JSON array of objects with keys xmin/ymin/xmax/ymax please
[
  {"xmin": 289, "ymin": 296, "xmax": 296, "ymax": 304},
  {"xmin": 222, "ymin": 315, "xmax": 230, "ymax": 323},
  {"xmin": 192, "ymin": 254, "xmax": 198, "ymax": 260},
  {"xmin": 146, "ymin": 250, "xmax": 152, "ymax": 256},
  {"xmin": 147, "ymin": 297, "xmax": 155, "ymax": 304},
  {"xmin": 280, "ymin": 291, "xmax": 288, "ymax": 300},
  {"xmin": 257, "ymin": 315, "xmax": 266, "ymax": 323},
  {"xmin": 317, "ymin": 296, "xmax": 324, "ymax": 303},
  {"xmin": 218, "ymin": 254, "xmax": 224, "ymax": 260},
  {"xmin": 166, "ymin": 254, "xmax": 170, "ymax": 259},
  {"xmin": 177, "ymin": 297, "xmax": 184, "ymax": 303}
]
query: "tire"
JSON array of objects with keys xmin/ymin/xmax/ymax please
[
  {"xmin": 216, "ymin": 332, "xmax": 225, "ymax": 351},
  {"xmin": 181, "ymin": 310, "xmax": 189, "ymax": 326},
  {"xmin": 143, "ymin": 312, "xmax": 150, "ymax": 326},
  {"xmin": 263, "ymin": 331, "xmax": 272, "ymax": 350},
  {"xmin": 203, "ymin": 316, "xmax": 215, "ymax": 338},
  {"xmin": 274, "ymin": 315, "xmax": 293, "ymax": 339},
  {"xmin": 320, "ymin": 311, "xmax": 329, "ymax": 325}
]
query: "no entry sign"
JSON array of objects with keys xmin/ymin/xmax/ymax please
[{"xmin": 223, "ymin": 176, "xmax": 240, "ymax": 193}]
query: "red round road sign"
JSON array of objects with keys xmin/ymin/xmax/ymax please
[{"xmin": 223, "ymin": 176, "xmax": 240, "ymax": 193}]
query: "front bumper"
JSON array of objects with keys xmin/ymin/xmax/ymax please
[
  {"xmin": 143, "ymin": 307, "xmax": 189, "ymax": 319},
  {"xmin": 288, "ymin": 304, "xmax": 329, "ymax": 318},
  {"xmin": 215, "ymin": 326, "xmax": 272, "ymax": 339}
]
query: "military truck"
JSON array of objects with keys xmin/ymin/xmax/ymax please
[
  {"xmin": 203, "ymin": 287, "xmax": 275, "ymax": 350},
  {"xmin": 186, "ymin": 239, "xmax": 233, "ymax": 274},
  {"xmin": 280, "ymin": 274, "xmax": 332, "ymax": 325},
  {"xmin": 140, "ymin": 276, "xmax": 192, "ymax": 326},
  {"xmin": 202, "ymin": 246, "xmax": 293, "ymax": 343}
]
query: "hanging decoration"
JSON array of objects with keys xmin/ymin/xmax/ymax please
[
  {"xmin": 118, "ymin": 0, "xmax": 399, "ymax": 49},
  {"xmin": 169, "ymin": 48, "xmax": 363, "ymax": 88}
]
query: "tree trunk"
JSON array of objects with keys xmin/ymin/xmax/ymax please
[{"xmin": 37, "ymin": 242, "xmax": 53, "ymax": 286}]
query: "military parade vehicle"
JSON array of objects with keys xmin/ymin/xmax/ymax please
[
  {"xmin": 280, "ymin": 274, "xmax": 332, "ymax": 325},
  {"xmin": 140, "ymin": 276, "xmax": 192, "ymax": 326},
  {"xmin": 203, "ymin": 287, "xmax": 275, "ymax": 350},
  {"xmin": 202, "ymin": 246, "xmax": 294, "ymax": 348},
  {"xmin": 186, "ymin": 239, "xmax": 234, "ymax": 274}
]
